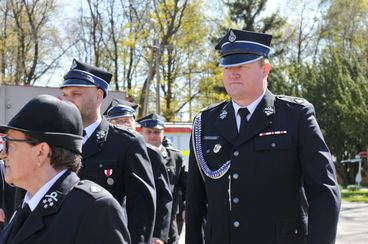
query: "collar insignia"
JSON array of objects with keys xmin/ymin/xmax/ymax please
[
  {"xmin": 162, "ymin": 150, "xmax": 168, "ymax": 158},
  {"xmin": 228, "ymin": 30, "xmax": 236, "ymax": 43},
  {"xmin": 96, "ymin": 130, "xmax": 107, "ymax": 143},
  {"xmin": 41, "ymin": 191, "xmax": 62, "ymax": 209},
  {"xmin": 263, "ymin": 106, "xmax": 274, "ymax": 116},
  {"xmin": 219, "ymin": 110, "xmax": 228, "ymax": 119}
]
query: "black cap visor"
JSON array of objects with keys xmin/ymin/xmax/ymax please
[{"xmin": 219, "ymin": 54, "xmax": 264, "ymax": 67}]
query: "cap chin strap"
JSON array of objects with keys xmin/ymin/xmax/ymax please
[{"xmin": 219, "ymin": 56, "xmax": 263, "ymax": 67}]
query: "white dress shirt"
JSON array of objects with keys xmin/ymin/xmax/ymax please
[
  {"xmin": 22, "ymin": 169, "xmax": 67, "ymax": 211},
  {"xmin": 83, "ymin": 117, "xmax": 102, "ymax": 144},
  {"xmin": 232, "ymin": 90, "xmax": 266, "ymax": 132}
]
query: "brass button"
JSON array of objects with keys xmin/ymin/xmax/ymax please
[
  {"xmin": 233, "ymin": 151, "xmax": 239, "ymax": 156},
  {"xmin": 233, "ymin": 221, "xmax": 240, "ymax": 228},
  {"xmin": 271, "ymin": 143, "xmax": 276, "ymax": 148}
]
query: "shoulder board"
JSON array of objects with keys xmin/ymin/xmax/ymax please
[
  {"xmin": 200, "ymin": 100, "xmax": 228, "ymax": 113},
  {"xmin": 276, "ymin": 95, "xmax": 310, "ymax": 106},
  {"xmin": 74, "ymin": 180, "xmax": 111, "ymax": 199},
  {"xmin": 165, "ymin": 146, "xmax": 180, "ymax": 152},
  {"xmin": 146, "ymin": 143, "xmax": 159, "ymax": 151},
  {"xmin": 112, "ymin": 124, "xmax": 140, "ymax": 137}
]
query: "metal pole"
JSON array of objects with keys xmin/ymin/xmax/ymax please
[
  {"xmin": 143, "ymin": 47, "xmax": 155, "ymax": 116},
  {"xmin": 155, "ymin": 40, "xmax": 161, "ymax": 114}
]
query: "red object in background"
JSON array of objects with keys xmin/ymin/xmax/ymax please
[{"xmin": 357, "ymin": 151, "xmax": 368, "ymax": 158}]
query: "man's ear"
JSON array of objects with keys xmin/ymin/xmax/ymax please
[
  {"xmin": 263, "ymin": 60, "xmax": 271, "ymax": 75},
  {"xmin": 36, "ymin": 142, "xmax": 52, "ymax": 167},
  {"xmin": 96, "ymin": 88, "xmax": 104, "ymax": 103}
]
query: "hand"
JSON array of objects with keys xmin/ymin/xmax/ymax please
[
  {"xmin": 151, "ymin": 238, "xmax": 165, "ymax": 244},
  {"xmin": 0, "ymin": 208, "xmax": 5, "ymax": 222}
]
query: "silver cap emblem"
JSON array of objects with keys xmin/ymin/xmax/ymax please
[
  {"xmin": 228, "ymin": 30, "xmax": 236, "ymax": 42},
  {"xmin": 71, "ymin": 59, "xmax": 77, "ymax": 69}
]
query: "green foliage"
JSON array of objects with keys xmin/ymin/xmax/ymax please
[
  {"xmin": 341, "ymin": 187, "xmax": 368, "ymax": 203},
  {"xmin": 149, "ymin": 0, "xmax": 209, "ymax": 120},
  {"xmin": 284, "ymin": 48, "xmax": 368, "ymax": 186}
]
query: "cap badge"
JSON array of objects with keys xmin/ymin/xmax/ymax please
[
  {"xmin": 112, "ymin": 99, "xmax": 119, "ymax": 106},
  {"xmin": 263, "ymin": 106, "xmax": 275, "ymax": 116},
  {"xmin": 228, "ymin": 30, "xmax": 236, "ymax": 43},
  {"xmin": 219, "ymin": 110, "xmax": 228, "ymax": 120},
  {"xmin": 71, "ymin": 59, "xmax": 77, "ymax": 69},
  {"xmin": 213, "ymin": 144, "xmax": 222, "ymax": 154},
  {"xmin": 42, "ymin": 191, "xmax": 62, "ymax": 209}
]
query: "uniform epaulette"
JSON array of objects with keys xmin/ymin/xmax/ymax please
[
  {"xmin": 74, "ymin": 180, "xmax": 111, "ymax": 200},
  {"xmin": 276, "ymin": 95, "xmax": 310, "ymax": 106},
  {"xmin": 165, "ymin": 145, "xmax": 180, "ymax": 152},
  {"xmin": 146, "ymin": 143, "xmax": 159, "ymax": 151},
  {"xmin": 200, "ymin": 100, "xmax": 227, "ymax": 113},
  {"xmin": 112, "ymin": 124, "xmax": 139, "ymax": 137}
]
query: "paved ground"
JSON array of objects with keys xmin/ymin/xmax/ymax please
[
  {"xmin": 178, "ymin": 201, "xmax": 368, "ymax": 243},
  {"xmin": 336, "ymin": 201, "xmax": 368, "ymax": 244}
]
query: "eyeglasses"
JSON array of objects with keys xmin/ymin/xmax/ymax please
[{"xmin": 0, "ymin": 136, "xmax": 40, "ymax": 154}]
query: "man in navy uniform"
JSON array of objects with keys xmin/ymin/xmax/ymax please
[
  {"xmin": 137, "ymin": 114, "xmax": 187, "ymax": 244},
  {"xmin": 60, "ymin": 59, "xmax": 155, "ymax": 244},
  {"xmin": 0, "ymin": 95, "xmax": 130, "ymax": 244},
  {"xmin": 105, "ymin": 100, "xmax": 173, "ymax": 244},
  {"xmin": 186, "ymin": 29, "xmax": 341, "ymax": 244}
]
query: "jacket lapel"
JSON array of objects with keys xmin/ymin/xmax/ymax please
[
  {"xmin": 11, "ymin": 171, "xmax": 80, "ymax": 244},
  {"xmin": 82, "ymin": 118, "xmax": 109, "ymax": 159},
  {"xmin": 235, "ymin": 90, "xmax": 276, "ymax": 147},
  {"xmin": 216, "ymin": 102, "xmax": 239, "ymax": 146}
]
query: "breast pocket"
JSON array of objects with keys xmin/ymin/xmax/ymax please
[
  {"xmin": 277, "ymin": 216, "xmax": 308, "ymax": 242},
  {"xmin": 80, "ymin": 160, "xmax": 118, "ymax": 188},
  {"xmin": 201, "ymin": 137, "xmax": 229, "ymax": 170},
  {"xmin": 203, "ymin": 137, "xmax": 225, "ymax": 156},
  {"xmin": 254, "ymin": 134, "xmax": 291, "ymax": 151}
]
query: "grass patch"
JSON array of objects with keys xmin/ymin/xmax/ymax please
[{"xmin": 341, "ymin": 187, "xmax": 368, "ymax": 203}]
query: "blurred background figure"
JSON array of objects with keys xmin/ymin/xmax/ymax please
[
  {"xmin": 137, "ymin": 114, "xmax": 187, "ymax": 244},
  {"xmin": 106, "ymin": 99, "xmax": 172, "ymax": 244}
]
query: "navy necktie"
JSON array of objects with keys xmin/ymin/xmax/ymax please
[
  {"xmin": 6, "ymin": 204, "xmax": 31, "ymax": 243},
  {"xmin": 238, "ymin": 107, "xmax": 250, "ymax": 134}
]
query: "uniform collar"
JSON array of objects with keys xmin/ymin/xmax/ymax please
[
  {"xmin": 232, "ymin": 89, "xmax": 265, "ymax": 120},
  {"xmin": 83, "ymin": 117, "xmax": 102, "ymax": 144},
  {"xmin": 23, "ymin": 169, "xmax": 67, "ymax": 211}
]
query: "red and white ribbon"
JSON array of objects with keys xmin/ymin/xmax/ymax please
[{"xmin": 259, "ymin": 130, "xmax": 287, "ymax": 137}]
